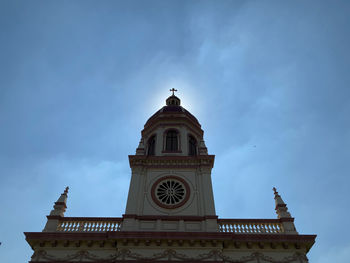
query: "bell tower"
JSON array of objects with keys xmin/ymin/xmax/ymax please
[{"xmin": 122, "ymin": 91, "xmax": 218, "ymax": 232}]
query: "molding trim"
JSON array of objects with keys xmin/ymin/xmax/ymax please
[
  {"xmin": 129, "ymin": 155, "xmax": 215, "ymax": 168},
  {"xmin": 123, "ymin": 214, "xmax": 218, "ymax": 221},
  {"xmin": 30, "ymin": 249, "xmax": 309, "ymax": 263}
]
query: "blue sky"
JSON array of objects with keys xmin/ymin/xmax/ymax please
[{"xmin": 1, "ymin": 0, "xmax": 349, "ymax": 262}]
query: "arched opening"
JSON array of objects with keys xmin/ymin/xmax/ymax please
[
  {"xmin": 188, "ymin": 135, "xmax": 197, "ymax": 156},
  {"xmin": 165, "ymin": 130, "xmax": 178, "ymax": 151},
  {"xmin": 147, "ymin": 135, "xmax": 156, "ymax": 155}
]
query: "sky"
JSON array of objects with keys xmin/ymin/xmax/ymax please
[{"xmin": 0, "ymin": 0, "xmax": 349, "ymax": 262}]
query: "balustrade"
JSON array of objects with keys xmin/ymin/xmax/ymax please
[
  {"xmin": 218, "ymin": 219, "xmax": 284, "ymax": 234},
  {"xmin": 55, "ymin": 217, "xmax": 283, "ymax": 234},
  {"xmin": 56, "ymin": 217, "xmax": 122, "ymax": 232}
]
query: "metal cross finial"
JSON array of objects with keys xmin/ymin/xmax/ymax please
[{"xmin": 170, "ymin": 88, "xmax": 178, "ymax": 96}]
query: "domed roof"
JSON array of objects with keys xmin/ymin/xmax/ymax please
[{"xmin": 143, "ymin": 94, "xmax": 202, "ymax": 136}]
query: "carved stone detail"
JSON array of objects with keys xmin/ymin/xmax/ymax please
[{"xmin": 31, "ymin": 249, "xmax": 309, "ymax": 263}]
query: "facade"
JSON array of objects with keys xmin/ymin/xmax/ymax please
[{"xmin": 25, "ymin": 93, "xmax": 316, "ymax": 262}]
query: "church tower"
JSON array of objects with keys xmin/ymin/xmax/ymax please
[
  {"xmin": 25, "ymin": 91, "xmax": 316, "ymax": 263},
  {"xmin": 123, "ymin": 91, "xmax": 217, "ymax": 232}
]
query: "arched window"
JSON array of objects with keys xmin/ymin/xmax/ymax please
[
  {"xmin": 188, "ymin": 136, "xmax": 197, "ymax": 156},
  {"xmin": 147, "ymin": 136, "xmax": 156, "ymax": 155},
  {"xmin": 165, "ymin": 130, "xmax": 178, "ymax": 151}
]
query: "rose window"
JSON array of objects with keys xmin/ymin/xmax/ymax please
[
  {"xmin": 151, "ymin": 176, "xmax": 190, "ymax": 209},
  {"xmin": 156, "ymin": 180, "xmax": 185, "ymax": 205}
]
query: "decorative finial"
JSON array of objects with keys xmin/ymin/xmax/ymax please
[
  {"xmin": 272, "ymin": 187, "xmax": 298, "ymax": 234},
  {"xmin": 166, "ymin": 90, "xmax": 181, "ymax": 106},
  {"xmin": 273, "ymin": 187, "xmax": 291, "ymax": 219},
  {"xmin": 64, "ymin": 186, "xmax": 69, "ymax": 194},
  {"xmin": 273, "ymin": 187, "xmax": 277, "ymax": 194},
  {"xmin": 169, "ymin": 88, "xmax": 177, "ymax": 96}
]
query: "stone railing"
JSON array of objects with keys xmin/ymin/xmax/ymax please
[
  {"xmin": 55, "ymin": 217, "xmax": 283, "ymax": 234},
  {"xmin": 56, "ymin": 217, "xmax": 122, "ymax": 232},
  {"xmin": 218, "ymin": 219, "xmax": 284, "ymax": 234}
]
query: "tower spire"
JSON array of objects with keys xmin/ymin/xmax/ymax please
[
  {"xmin": 43, "ymin": 187, "xmax": 69, "ymax": 232},
  {"xmin": 273, "ymin": 187, "xmax": 291, "ymax": 218},
  {"xmin": 273, "ymin": 187, "xmax": 298, "ymax": 234},
  {"xmin": 48, "ymin": 186, "xmax": 69, "ymax": 217}
]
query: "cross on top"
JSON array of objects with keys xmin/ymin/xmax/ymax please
[{"xmin": 170, "ymin": 88, "xmax": 178, "ymax": 96}]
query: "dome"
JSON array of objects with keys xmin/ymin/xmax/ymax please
[{"xmin": 144, "ymin": 95, "xmax": 201, "ymax": 134}]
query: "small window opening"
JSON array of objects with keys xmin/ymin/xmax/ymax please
[
  {"xmin": 189, "ymin": 136, "xmax": 197, "ymax": 156},
  {"xmin": 165, "ymin": 130, "xmax": 178, "ymax": 151},
  {"xmin": 148, "ymin": 136, "xmax": 156, "ymax": 155}
]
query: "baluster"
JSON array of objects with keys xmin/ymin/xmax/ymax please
[
  {"xmin": 271, "ymin": 223, "xmax": 276, "ymax": 233},
  {"xmin": 241, "ymin": 223, "xmax": 245, "ymax": 233},
  {"xmin": 253, "ymin": 223, "xmax": 258, "ymax": 233},
  {"xmin": 239, "ymin": 223, "xmax": 244, "ymax": 233},
  {"xmin": 233, "ymin": 223, "xmax": 238, "ymax": 233},
  {"xmin": 70, "ymin": 222, "xmax": 75, "ymax": 231},
  {"xmin": 247, "ymin": 223, "xmax": 252, "ymax": 233},
  {"xmin": 75, "ymin": 222, "xmax": 79, "ymax": 232},
  {"xmin": 82, "ymin": 221, "xmax": 87, "ymax": 232},
  {"xmin": 276, "ymin": 223, "xmax": 281, "ymax": 233},
  {"xmin": 269, "ymin": 223, "xmax": 273, "ymax": 233},
  {"xmin": 78, "ymin": 221, "xmax": 84, "ymax": 232},
  {"xmin": 275, "ymin": 223, "xmax": 279, "ymax": 233},
  {"xmin": 67, "ymin": 221, "xmax": 72, "ymax": 231},
  {"xmin": 264, "ymin": 223, "xmax": 269, "ymax": 233}
]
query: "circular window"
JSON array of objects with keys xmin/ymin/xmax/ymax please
[{"xmin": 151, "ymin": 176, "xmax": 190, "ymax": 209}]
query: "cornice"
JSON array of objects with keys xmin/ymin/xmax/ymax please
[
  {"xmin": 129, "ymin": 155, "xmax": 215, "ymax": 168},
  {"xmin": 123, "ymin": 214, "xmax": 218, "ymax": 221},
  {"xmin": 25, "ymin": 231, "xmax": 316, "ymax": 243}
]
